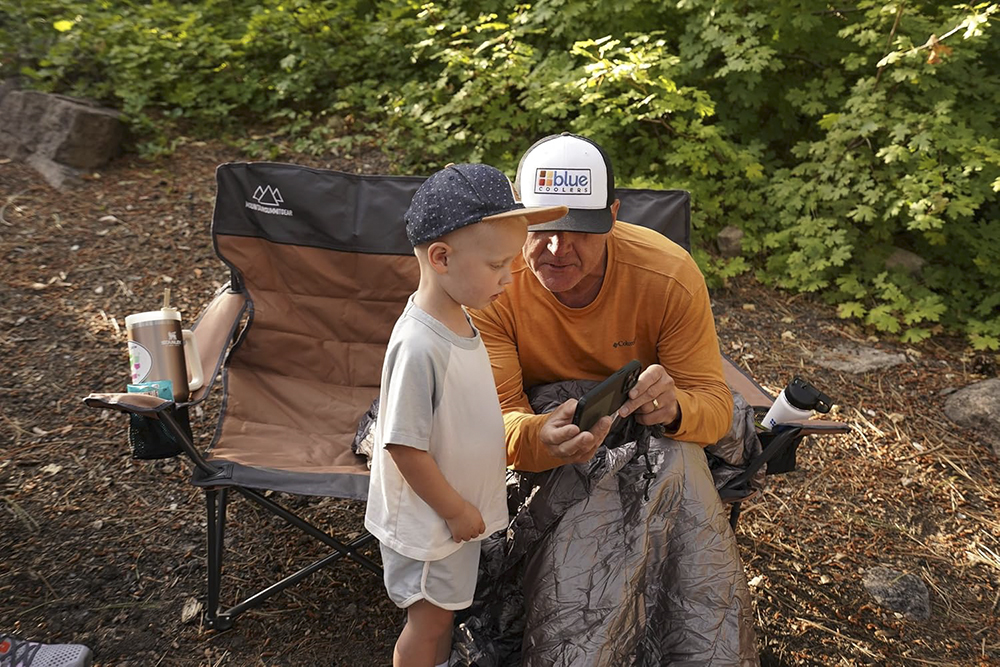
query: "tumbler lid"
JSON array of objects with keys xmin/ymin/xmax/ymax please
[
  {"xmin": 124, "ymin": 308, "xmax": 181, "ymax": 327},
  {"xmin": 784, "ymin": 377, "xmax": 833, "ymax": 413}
]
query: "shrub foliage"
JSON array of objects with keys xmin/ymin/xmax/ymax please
[{"xmin": 2, "ymin": 0, "xmax": 998, "ymax": 347}]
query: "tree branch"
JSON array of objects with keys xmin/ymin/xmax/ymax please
[{"xmin": 874, "ymin": 3, "xmax": 905, "ymax": 90}]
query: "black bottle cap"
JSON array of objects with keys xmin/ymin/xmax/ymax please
[{"xmin": 785, "ymin": 377, "xmax": 833, "ymax": 414}]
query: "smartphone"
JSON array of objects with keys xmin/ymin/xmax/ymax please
[{"xmin": 572, "ymin": 360, "xmax": 642, "ymax": 432}]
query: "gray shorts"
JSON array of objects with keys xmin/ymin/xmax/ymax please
[{"xmin": 379, "ymin": 540, "xmax": 482, "ymax": 610}]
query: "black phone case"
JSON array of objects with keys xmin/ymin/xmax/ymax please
[{"xmin": 572, "ymin": 360, "xmax": 642, "ymax": 432}]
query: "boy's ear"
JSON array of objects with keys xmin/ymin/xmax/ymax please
[{"xmin": 426, "ymin": 241, "xmax": 451, "ymax": 274}]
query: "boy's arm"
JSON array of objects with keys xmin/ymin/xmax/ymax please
[{"xmin": 386, "ymin": 444, "xmax": 485, "ymax": 542}]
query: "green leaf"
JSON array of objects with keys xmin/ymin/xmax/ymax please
[
  {"xmin": 838, "ymin": 301, "xmax": 867, "ymax": 319},
  {"xmin": 900, "ymin": 328, "xmax": 931, "ymax": 343}
]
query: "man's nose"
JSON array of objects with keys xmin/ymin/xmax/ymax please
[{"xmin": 546, "ymin": 233, "xmax": 569, "ymax": 256}]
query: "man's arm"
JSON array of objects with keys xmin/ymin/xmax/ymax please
[
  {"xmin": 472, "ymin": 302, "xmax": 611, "ymax": 471},
  {"xmin": 472, "ymin": 302, "xmax": 565, "ymax": 470},
  {"xmin": 654, "ymin": 266, "xmax": 733, "ymax": 444}
]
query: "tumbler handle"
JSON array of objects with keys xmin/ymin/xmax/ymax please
[{"xmin": 182, "ymin": 329, "xmax": 204, "ymax": 391}]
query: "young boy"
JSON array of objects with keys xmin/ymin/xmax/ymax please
[{"xmin": 364, "ymin": 164, "xmax": 567, "ymax": 667}]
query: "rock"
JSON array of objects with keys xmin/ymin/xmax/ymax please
[
  {"xmin": 181, "ymin": 596, "xmax": 203, "ymax": 624},
  {"xmin": 943, "ymin": 378, "xmax": 1000, "ymax": 456},
  {"xmin": 885, "ymin": 247, "xmax": 926, "ymax": 275},
  {"xmin": 26, "ymin": 153, "xmax": 81, "ymax": 190},
  {"xmin": 0, "ymin": 78, "xmax": 18, "ymax": 106},
  {"xmin": 814, "ymin": 344, "xmax": 907, "ymax": 374},
  {"xmin": 0, "ymin": 90, "xmax": 123, "ymax": 188},
  {"xmin": 862, "ymin": 566, "xmax": 930, "ymax": 621},
  {"xmin": 716, "ymin": 225, "xmax": 744, "ymax": 258}
]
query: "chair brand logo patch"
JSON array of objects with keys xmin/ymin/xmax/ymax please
[
  {"xmin": 534, "ymin": 168, "xmax": 591, "ymax": 195},
  {"xmin": 254, "ymin": 185, "xmax": 284, "ymax": 206},
  {"xmin": 245, "ymin": 184, "xmax": 293, "ymax": 216}
]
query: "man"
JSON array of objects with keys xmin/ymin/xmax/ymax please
[
  {"xmin": 472, "ymin": 132, "xmax": 734, "ymax": 469},
  {"xmin": 469, "ymin": 133, "xmax": 757, "ymax": 665}
]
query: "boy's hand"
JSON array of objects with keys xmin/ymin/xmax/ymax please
[{"xmin": 445, "ymin": 501, "xmax": 486, "ymax": 543}]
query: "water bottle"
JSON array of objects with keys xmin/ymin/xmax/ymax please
[{"xmin": 762, "ymin": 377, "xmax": 832, "ymax": 431}]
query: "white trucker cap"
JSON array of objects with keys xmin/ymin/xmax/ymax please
[{"xmin": 514, "ymin": 133, "xmax": 616, "ymax": 234}]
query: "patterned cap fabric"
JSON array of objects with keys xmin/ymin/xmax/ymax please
[{"xmin": 405, "ymin": 163, "xmax": 567, "ymax": 246}]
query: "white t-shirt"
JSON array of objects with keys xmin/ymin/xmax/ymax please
[{"xmin": 364, "ymin": 296, "xmax": 508, "ymax": 561}]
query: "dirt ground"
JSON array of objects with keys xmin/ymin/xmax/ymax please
[{"xmin": 1, "ymin": 142, "xmax": 998, "ymax": 667}]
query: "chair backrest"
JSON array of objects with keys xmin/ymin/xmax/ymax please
[{"xmin": 207, "ymin": 163, "xmax": 695, "ymax": 480}]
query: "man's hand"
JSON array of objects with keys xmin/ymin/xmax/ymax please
[
  {"xmin": 444, "ymin": 500, "xmax": 486, "ymax": 543},
  {"xmin": 618, "ymin": 364, "xmax": 680, "ymax": 427},
  {"xmin": 539, "ymin": 398, "xmax": 613, "ymax": 464}
]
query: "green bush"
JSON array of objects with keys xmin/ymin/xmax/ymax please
[
  {"xmin": 0, "ymin": 0, "xmax": 409, "ymax": 149},
  {"xmin": 1, "ymin": 0, "xmax": 997, "ymax": 348}
]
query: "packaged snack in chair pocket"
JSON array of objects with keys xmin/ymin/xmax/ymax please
[{"xmin": 128, "ymin": 380, "xmax": 174, "ymax": 401}]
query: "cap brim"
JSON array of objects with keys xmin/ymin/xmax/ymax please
[
  {"xmin": 483, "ymin": 204, "xmax": 569, "ymax": 226},
  {"xmin": 525, "ymin": 207, "xmax": 613, "ymax": 234}
]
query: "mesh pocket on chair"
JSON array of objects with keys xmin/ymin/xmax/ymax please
[
  {"xmin": 758, "ymin": 429, "xmax": 802, "ymax": 475},
  {"xmin": 128, "ymin": 410, "xmax": 188, "ymax": 459}
]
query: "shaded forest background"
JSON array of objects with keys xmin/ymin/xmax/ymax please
[{"xmin": 1, "ymin": 0, "xmax": 999, "ymax": 348}]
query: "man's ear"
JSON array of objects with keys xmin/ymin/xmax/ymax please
[
  {"xmin": 610, "ymin": 199, "xmax": 621, "ymax": 224},
  {"xmin": 426, "ymin": 241, "xmax": 451, "ymax": 274}
]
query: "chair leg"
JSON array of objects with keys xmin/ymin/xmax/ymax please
[
  {"xmin": 198, "ymin": 485, "xmax": 384, "ymax": 629},
  {"xmin": 729, "ymin": 501, "xmax": 742, "ymax": 530},
  {"xmin": 204, "ymin": 487, "xmax": 233, "ymax": 630}
]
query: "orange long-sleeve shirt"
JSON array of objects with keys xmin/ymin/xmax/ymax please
[{"xmin": 470, "ymin": 221, "xmax": 733, "ymax": 472}]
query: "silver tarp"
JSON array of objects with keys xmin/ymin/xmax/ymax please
[{"xmin": 452, "ymin": 381, "xmax": 763, "ymax": 666}]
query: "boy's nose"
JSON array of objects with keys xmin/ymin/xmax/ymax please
[{"xmin": 500, "ymin": 266, "xmax": 513, "ymax": 286}]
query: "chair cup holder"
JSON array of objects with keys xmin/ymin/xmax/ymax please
[{"xmin": 757, "ymin": 428, "xmax": 804, "ymax": 475}]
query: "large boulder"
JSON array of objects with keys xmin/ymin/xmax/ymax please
[
  {"xmin": 0, "ymin": 90, "xmax": 123, "ymax": 188},
  {"xmin": 884, "ymin": 247, "xmax": 926, "ymax": 275},
  {"xmin": 0, "ymin": 78, "xmax": 18, "ymax": 106},
  {"xmin": 944, "ymin": 378, "xmax": 1000, "ymax": 456},
  {"xmin": 814, "ymin": 343, "xmax": 907, "ymax": 374}
]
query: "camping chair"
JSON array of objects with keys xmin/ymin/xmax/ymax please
[{"xmin": 84, "ymin": 161, "xmax": 847, "ymax": 630}]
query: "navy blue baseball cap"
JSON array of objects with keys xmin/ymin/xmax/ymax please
[{"xmin": 405, "ymin": 163, "xmax": 568, "ymax": 246}]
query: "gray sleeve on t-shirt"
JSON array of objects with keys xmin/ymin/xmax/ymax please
[{"xmin": 379, "ymin": 329, "xmax": 447, "ymax": 452}]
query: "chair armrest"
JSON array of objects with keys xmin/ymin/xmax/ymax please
[
  {"xmin": 84, "ymin": 392, "xmax": 174, "ymax": 416},
  {"xmin": 789, "ymin": 419, "xmax": 851, "ymax": 436},
  {"xmin": 187, "ymin": 286, "xmax": 249, "ymax": 405},
  {"xmin": 83, "ymin": 392, "xmax": 223, "ymax": 476}
]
